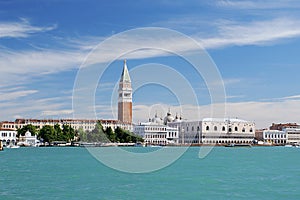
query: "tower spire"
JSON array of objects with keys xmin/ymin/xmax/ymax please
[
  {"xmin": 118, "ymin": 59, "xmax": 132, "ymax": 124},
  {"xmin": 120, "ymin": 59, "xmax": 131, "ymax": 82}
]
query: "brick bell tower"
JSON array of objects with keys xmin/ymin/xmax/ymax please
[{"xmin": 118, "ymin": 60, "xmax": 132, "ymax": 124}]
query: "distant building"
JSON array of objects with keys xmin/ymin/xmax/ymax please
[
  {"xmin": 255, "ymin": 129, "xmax": 265, "ymax": 141},
  {"xmin": 269, "ymin": 123, "xmax": 299, "ymax": 131},
  {"xmin": 118, "ymin": 60, "xmax": 132, "ymax": 124},
  {"xmin": 18, "ymin": 131, "xmax": 39, "ymax": 146},
  {"xmin": 134, "ymin": 114, "xmax": 179, "ymax": 145},
  {"xmin": 263, "ymin": 130, "xmax": 287, "ymax": 145},
  {"xmin": 1, "ymin": 118, "xmax": 133, "ymax": 132},
  {"xmin": 0, "ymin": 121, "xmax": 18, "ymax": 130},
  {"xmin": 260, "ymin": 123, "xmax": 300, "ymax": 145},
  {"xmin": 168, "ymin": 115, "xmax": 255, "ymax": 144},
  {"xmin": 285, "ymin": 128, "xmax": 300, "ymax": 144},
  {"xmin": 201, "ymin": 118, "xmax": 255, "ymax": 144},
  {"xmin": 168, "ymin": 120, "xmax": 201, "ymax": 144},
  {"xmin": 0, "ymin": 128, "xmax": 17, "ymax": 146}
]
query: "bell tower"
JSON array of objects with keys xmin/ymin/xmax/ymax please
[{"xmin": 118, "ymin": 60, "xmax": 132, "ymax": 124}]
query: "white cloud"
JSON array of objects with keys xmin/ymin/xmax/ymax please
[
  {"xmin": 0, "ymin": 49, "xmax": 84, "ymax": 87},
  {"xmin": 0, "ymin": 89, "xmax": 38, "ymax": 101},
  {"xmin": 42, "ymin": 109, "xmax": 74, "ymax": 116},
  {"xmin": 216, "ymin": 0, "xmax": 300, "ymax": 9},
  {"xmin": 279, "ymin": 95, "xmax": 300, "ymax": 100},
  {"xmin": 0, "ymin": 95, "xmax": 73, "ymax": 121},
  {"xmin": 2, "ymin": 17, "xmax": 300, "ymax": 88},
  {"xmin": 153, "ymin": 16, "xmax": 300, "ymax": 49},
  {"xmin": 0, "ymin": 19, "xmax": 56, "ymax": 38},
  {"xmin": 198, "ymin": 18, "xmax": 300, "ymax": 48}
]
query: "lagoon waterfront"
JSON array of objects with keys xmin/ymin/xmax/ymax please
[{"xmin": 1, "ymin": 147, "xmax": 300, "ymax": 200}]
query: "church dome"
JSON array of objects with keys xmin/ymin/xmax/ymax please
[
  {"xmin": 164, "ymin": 112, "xmax": 174, "ymax": 125},
  {"xmin": 152, "ymin": 113, "xmax": 163, "ymax": 125},
  {"xmin": 173, "ymin": 114, "xmax": 181, "ymax": 122}
]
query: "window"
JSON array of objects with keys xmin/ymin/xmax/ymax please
[
  {"xmin": 228, "ymin": 128, "xmax": 232, "ymax": 132},
  {"xmin": 242, "ymin": 128, "xmax": 245, "ymax": 132},
  {"xmin": 214, "ymin": 126, "xmax": 217, "ymax": 131},
  {"xmin": 250, "ymin": 128, "xmax": 253, "ymax": 133},
  {"xmin": 235, "ymin": 127, "xmax": 238, "ymax": 132},
  {"xmin": 206, "ymin": 126, "xmax": 209, "ymax": 131},
  {"xmin": 222, "ymin": 126, "xmax": 225, "ymax": 131}
]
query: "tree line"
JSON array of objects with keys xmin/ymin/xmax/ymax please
[
  {"xmin": 17, "ymin": 124, "xmax": 76, "ymax": 143},
  {"xmin": 17, "ymin": 121, "xmax": 143, "ymax": 144},
  {"xmin": 78, "ymin": 122, "xmax": 144, "ymax": 143}
]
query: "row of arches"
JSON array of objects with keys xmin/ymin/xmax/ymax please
[
  {"xmin": 204, "ymin": 140, "xmax": 252, "ymax": 144},
  {"xmin": 205, "ymin": 126, "xmax": 253, "ymax": 133}
]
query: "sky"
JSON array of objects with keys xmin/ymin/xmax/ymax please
[{"xmin": 1, "ymin": 0, "xmax": 300, "ymax": 128}]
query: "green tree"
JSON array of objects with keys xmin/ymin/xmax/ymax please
[
  {"xmin": 17, "ymin": 124, "xmax": 38, "ymax": 137},
  {"xmin": 39, "ymin": 125, "xmax": 55, "ymax": 143},
  {"xmin": 91, "ymin": 121, "xmax": 109, "ymax": 142},
  {"xmin": 105, "ymin": 127, "xmax": 115, "ymax": 142},
  {"xmin": 78, "ymin": 127, "xmax": 87, "ymax": 142},
  {"xmin": 54, "ymin": 124, "xmax": 63, "ymax": 141},
  {"xmin": 62, "ymin": 124, "xmax": 75, "ymax": 142},
  {"xmin": 115, "ymin": 127, "xmax": 144, "ymax": 143},
  {"xmin": 115, "ymin": 127, "xmax": 124, "ymax": 142}
]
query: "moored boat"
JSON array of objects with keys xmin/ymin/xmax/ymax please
[
  {"xmin": 6, "ymin": 144, "xmax": 20, "ymax": 149},
  {"xmin": 225, "ymin": 143, "xmax": 252, "ymax": 147}
]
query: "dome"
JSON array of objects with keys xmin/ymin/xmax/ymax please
[
  {"xmin": 173, "ymin": 114, "xmax": 181, "ymax": 122},
  {"xmin": 164, "ymin": 112, "xmax": 174, "ymax": 125},
  {"xmin": 152, "ymin": 113, "xmax": 163, "ymax": 125}
]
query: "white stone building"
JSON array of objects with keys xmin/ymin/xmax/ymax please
[
  {"xmin": 0, "ymin": 128, "xmax": 17, "ymax": 146},
  {"xmin": 201, "ymin": 118, "xmax": 255, "ymax": 144},
  {"xmin": 168, "ymin": 120, "xmax": 201, "ymax": 144},
  {"xmin": 18, "ymin": 131, "xmax": 39, "ymax": 146},
  {"xmin": 263, "ymin": 130, "xmax": 287, "ymax": 145},
  {"xmin": 168, "ymin": 117, "xmax": 255, "ymax": 145},
  {"xmin": 285, "ymin": 128, "xmax": 300, "ymax": 144},
  {"xmin": 134, "ymin": 114, "xmax": 179, "ymax": 145}
]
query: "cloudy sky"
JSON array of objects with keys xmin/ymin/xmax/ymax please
[{"xmin": 1, "ymin": 0, "xmax": 300, "ymax": 128}]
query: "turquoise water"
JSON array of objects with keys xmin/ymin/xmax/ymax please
[{"xmin": 1, "ymin": 147, "xmax": 300, "ymax": 199}]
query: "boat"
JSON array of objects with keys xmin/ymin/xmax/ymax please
[
  {"xmin": 225, "ymin": 143, "xmax": 252, "ymax": 147},
  {"xmin": 285, "ymin": 143, "xmax": 300, "ymax": 148},
  {"xmin": 6, "ymin": 144, "xmax": 20, "ymax": 149}
]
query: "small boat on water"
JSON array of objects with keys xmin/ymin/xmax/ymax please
[
  {"xmin": 285, "ymin": 143, "xmax": 300, "ymax": 148},
  {"xmin": 225, "ymin": 143, "xmax": 252, "ymax": 147},
  {"xmin": 6, "ymin": 144, "xmax": 20, "ymax": 149}
]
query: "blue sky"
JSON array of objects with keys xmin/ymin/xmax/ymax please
[{"xmin": 1, "ymin": 0, "xmax": 300, "ymax": 128}]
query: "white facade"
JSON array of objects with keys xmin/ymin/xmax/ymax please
[
  {"xmin": 285, "ymin": 128, "xmax": 300, "ymax": 144},
  {"xmin": 263, "ymin": 130, "xmax": 287, "ymax": 145},
  {"xmin": 0, "ymin": 128, "xmax": 17, "ymax": 146},
  {"xmin": 168, "ymin": 121, "xmax": 201, "ymax": 144},
  {"xmin": 169, "ymin": 118, "xmax": 255, "ymax": 144},
  {"xmin": 18, "ymin": 131, "xmax": 38, "ymax": 146},
  {"xmin": 134, "ymin": 115, "xmax": 179, "ymax": 145},
  {"xmin": 201, "ymin": 118, "xmax": 255, "ymax": 144}
]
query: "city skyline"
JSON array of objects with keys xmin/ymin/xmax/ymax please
[{"xmin": 1, "ymin": 1, "xmax": 300, "ymax": 128}]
